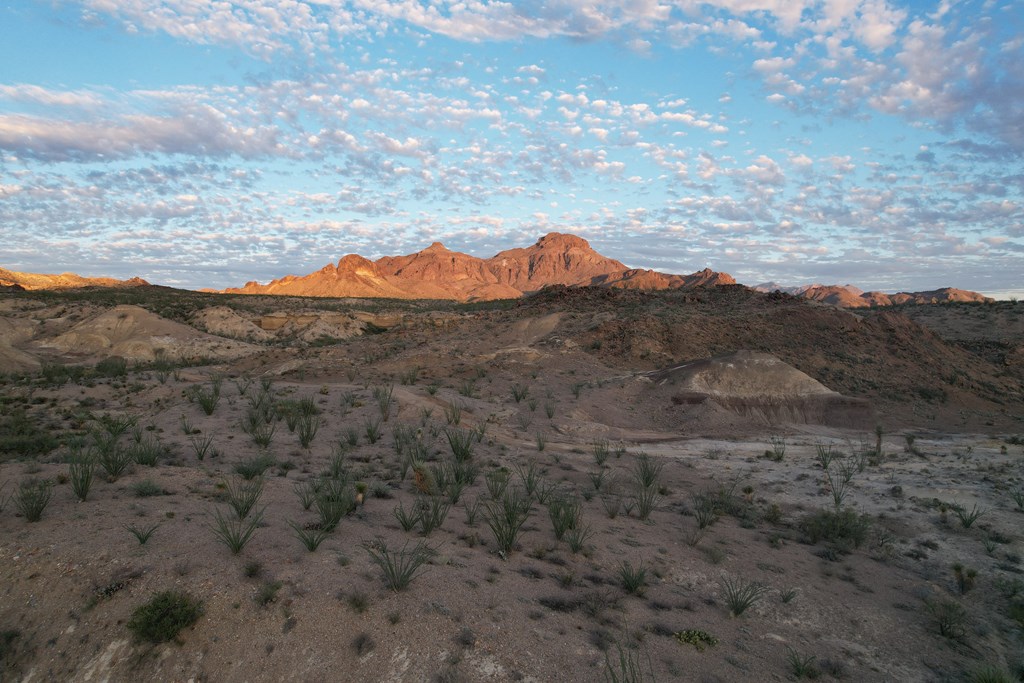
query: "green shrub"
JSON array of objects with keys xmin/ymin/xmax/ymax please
[
  {"xmin": 483, "ymin": 486, "xmax": 532, "ymax": 556},
  {"xmin": 95, "ymin": 356, "xmax": 127, "ymax": 378},
  {"xmin": 720, "ymin": 576, "xmax": 768, "ymax": 616},
  {"xmin": 14, "ymin": 479, "xmax": 52, "ymax": 522},
  {"xmin": 126, "ymin": 591, "xmax": 202, "ymax": 643},
  {"xmin": 0, "ymin": 409, "xmax": 59, "ymax": 459},
  {"xmin": 800, "ymin": 509, "xmax": 871, "ymax": 553},
  {"xmin": 363, "ymin": 538, "xmax": 433, "ymax": 591}
]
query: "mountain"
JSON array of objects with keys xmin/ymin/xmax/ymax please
[
  {"xmin": 0, "ymin": 267, "xmax": 149, "ymax": 291},
  {"xmin": 224, "ymin": 232, "xmax": 733, "ymax": 301},
  {"xmin": 756, "ymin": 282, "xmax": 992, "ymax": 308}
]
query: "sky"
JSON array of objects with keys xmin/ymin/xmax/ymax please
[{"xmin": 0, "ymin": 1, "xmax": 1021, "ymax": 297}]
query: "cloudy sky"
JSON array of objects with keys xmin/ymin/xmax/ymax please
[{"xmin": 0, "ymin": 1, "xmax": 1021, "ymax": 296}]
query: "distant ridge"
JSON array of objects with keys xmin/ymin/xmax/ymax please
[
  {"xmin": 754, "ymin": 282, "xmax": 992, "ymax": 307},
  {"xmin": 223, "ymin": 232, "xmax": 736, "ymax": 302},
  {"xmin": 0, "ymin": 267, "xmax": 149, "ymax": 291}
]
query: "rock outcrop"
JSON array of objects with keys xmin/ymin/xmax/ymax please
[{"xmin": 223, "ymin": 232, "xmax": 732, "ymax": 302}]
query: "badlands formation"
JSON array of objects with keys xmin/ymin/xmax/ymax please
[{"xmin": 0, "ymin": 236, "xmax": 1020, "ymax": 682}]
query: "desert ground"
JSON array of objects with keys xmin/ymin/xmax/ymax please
[{"xmin": 0, "ymin": 285, "xmax": 1022, "ymax": 682}]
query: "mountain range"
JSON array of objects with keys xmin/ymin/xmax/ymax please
[
  {"xmin": 222, "ymin": 232, "xmax": 735, "ymax": 301},
  {"xmin": 752, "ymin": 282, "xmax": 992, "ymax": 307},
  {"xmin": 1, "ymin": 233, "xmax": 993, "ymax": 306}
]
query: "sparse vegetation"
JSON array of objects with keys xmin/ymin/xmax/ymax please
[
  {"xmin": 126, "ymin": 591, "xmax": 202, "ymax": 643},
  {"xmin": 14, "ymin": 478, "xmax": 52, "ymax": 522},
  {"xmin": 720, "ymin": 576, "xmax": 768, "ymax": 616},
  {"xmin": 363, "ymin": 538, "xmax": 433, "ymax": 591}
]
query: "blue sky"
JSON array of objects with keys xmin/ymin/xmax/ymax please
[{"xmin": 0, "ymin": 1, "xmax": 1021, "ymax": 297}]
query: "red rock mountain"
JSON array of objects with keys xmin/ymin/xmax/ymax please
[
  {"xmin": 0, "ymin": 267, "xmax": 148, "ymax": 291},
  {"xmin": 789, "ymin": 284, "xmax": 993, "ymax": 308},
  {"xmin": 223, "ymin": 232, "xmax": 734, "ymax": 301}
]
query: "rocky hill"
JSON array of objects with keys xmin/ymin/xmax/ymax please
[
  {"xmin": 755, "ymin": 282, "xmax": 992, "ymax": 307},
  {"xmin": 223, "ymin": 232, "xmax": 734, "ymax": 301},
  {"xmin": 0, "ymin": 267, "xmax": 148, "ymax": 291}
]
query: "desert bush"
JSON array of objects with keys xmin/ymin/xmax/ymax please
[
  {"xmin": 954, "ymin": 563, "xmax": 978, "ymax": 594},
  {"xmin": 294, "ymin": 479, "xmax": 319, "ymax": 510},
  {"xmin": 515, "ymin": 460, "xmax": 541, "ymax": 498},
  {"xmin": 364, "ymin": 417, "xmax": 382, "ymax": 444},
  {"xmin": 241, "ymin": 411, "xmax": 276, "ymax": 448},
  {"xmin": 444, "ymin": 401, "xmax": 462, "ymax": 425},
  {"xmin": 925, "ymin": 598, "xmax": 967, "ymax": 639},
  {"xmin": 953, "ymin": 502, "xmax": 986, "ymax": 528},
  {"xmin": 315, "ymin": 478, "xmax": 356, "ymax": 531},
  {"xmin": 185, "ymin": 381, "xmax": 220, "ymax": 416},
  {"xmin": 68, "ymin": 453, "xmax": 95, "ymax": 501},
  {"xmin": 445, "ymin": 427, "xmax": 475, "ymax": 461},
  {"xmin": 14, "ymin": 478, "xmax": 52, "ymax": 522},
  {"xmin": 394, "ymin": 499, "xmax": 421, "ymax": 531},
  {"xmin": 632, "ymin": 453, "xmax": 662, "ymax": 490},
  {"xmin": 126, "ymin": 591, "xmax": 202, "ymax": 643},
  {"xmin": 0, "ymin": 408, "xmax": 59, "ymax": 459},
  {"xmin": 373, "ymin": 385, "xmax": 395, "ymax": 421},
  {"xmin": 485, "ymin": 468, "xmax": 509, "ymax": 500},
  {"xmin": 618, "ymin": 561, "xmax": 647, "ymax": 596},
  {"xmin": 416, "ymin": 495, "xmax": 451, "ymax": 536},
  {"xmin": 565, "ymin": 524, "xmax": 593, "ymax": 554},
  {"xmin": 786, "ymin": 647, "xmax": 820, "ymax": 679},
  {"xmin": 633, "ymin": 484, "xmax": 660, "ymax": 522},
  {"xmin": 289, "ymin": 520, "xmax": 330, "ymax": 552},
  {"xmin": 604, "ymin": 644, "xmax": 654, "ymax": 683},
  {"xmin": 1010, "ymin": 488, "xmax": 1024, "ymax": 510},
  {"xmin": 296, "ymin": 413, "xmax": 320, "ymax": 448},
  {"xmin": 968, "ymin": 664, "xmax": 1016, "ymax": 683},
  {"xmin": 189, "ymin": 434, "xmax": 215, "ymax": 460},
  {"xmin": 548, "ymin": 495, "xmax": 582, "ymax": 541},
  {"xmin": 815, "ymin": 443, "xmax": 836, "ymax": 469},
  {"xmin": 234, "ymin": 454, "xmax": 275, "ymax": 480},
  {"xmin": 210, "ymin": 506, "xmax": 263, "ymax": 554},
  {"xmin": 223, "ymin": 476, "xmax": 264, "ymax": 519},
  {"xmin": 765, "ymin": 436, "xmax": 786, "ymax": 462},
  {"xmin": 126, "ymin": 522, "xmax": 160, "ymax": 545},
  {"xmin": 94, "ymin": 439, "xmax": 132, "ymax": 481},
  {"xmin": 133, "ymin": 479, "xmax": 164, "ymax": 497},
  {"xmin": 94, "ymin": 356, "xmax": 127, "ymax": 378},
  {"xmin": 130, "ymin": 436, "xmax": 164, "ymax": 467},
  {"xmin": 511, "ymin": 383, "xmax": 529, "ymax": 403},
  {"xmin": 254, "ymin": 580, "xmax": 282, "ymax": 607},
  {"xmin": 484, "ymin": 486, "xmax": 532, "ymax": 556},
  {"xmin": 800, "ymin": 508, "xmax": 871, "ymax": 553},
  {"xmin": 363, "ymin": 538, "xmax": 433, "ymax": 591},
  {"xmin": 720, "ymin": 576, "xmax": 768, "ymax": 616}
]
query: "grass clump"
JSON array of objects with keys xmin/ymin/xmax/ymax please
[
  {"xmin": 210, "ymin": 506, "xmax": 263, "ymax": 554},
  {"xmin": 604, "ymin": 644, "xmax": 654, "ymax": 682},
  {"xmin": 483, "ymin": 486, "xmax": 532, "ymax": 557},
  {"xmin": 617, "ymin": 561, "xmax": 647, "ymax": 596},
  {"xmin": 720, "ymin": 576, "xmax": 768, "ymax": 616},
  {"xmin": 234, "ymin": 454, "xmax": 275, "ymax": 480},
  {"xmin": 14, "ymin": 478, "xmax": 52, "ymax": 522},
  {"xmin": 68, "ymin": 454, "xmax": 95, "ymax": 502},
  {"xmin": 126, "ymin": 591, "xmax": 203, "ymax": 643},
  {"xmin": 222, "ymin": 476, "xmax": 264, "ymax": 519},
  {"xmin": 133, "ymin": 478, "xmax": 164, "ymax": 497},
  {"xmin": 363, "ymin": 538, "xmax": 433, "ymax": 591},
  {"xmin": 289, "ymin": 521, "xmax": 330, "ymax": 552},
  {"xmin": 799, "ymin": 508, "xmax": 871, "ymax": 555},
  {"xmin": 925, "ymin": 598, "xmax": 968, "ymax": 639},
  {"xmin": 952, "ymin": 502, "xmax": 986, "ymax": 528},
  {"xmin": 126, "ymin": 522, "xmax": 160, "ymax": 545},
  {"xmin": 786, "ymin": 647, "xmax": 820, "ymax": 679}
]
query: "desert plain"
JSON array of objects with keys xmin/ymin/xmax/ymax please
[{"xmin": 0, "ymin": 281, "xmax": 1022, "ymax": 682}]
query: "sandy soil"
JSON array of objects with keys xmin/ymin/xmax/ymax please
[{"xmin": 0, "ymin": 290, "xmax": 1022, "ymax": 682}]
